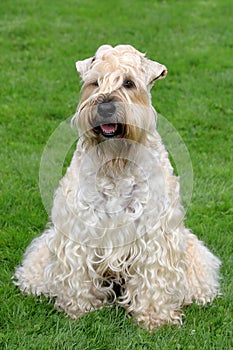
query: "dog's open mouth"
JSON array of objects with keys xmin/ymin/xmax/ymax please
[{"xmin": 94, "ymin": 123, "xmax": 123, "ymax": 138}]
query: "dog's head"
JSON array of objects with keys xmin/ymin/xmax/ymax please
[{"xmin": 73, "ymin": 45, "xmax": 167, "ymax": 143}]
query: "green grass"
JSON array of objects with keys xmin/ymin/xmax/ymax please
[{"xmin": 0, "ymin": 0, "xmax": 232, "ymax": 349}]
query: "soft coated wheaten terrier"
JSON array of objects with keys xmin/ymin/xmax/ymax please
[{"xmin": 14, "ymin": 44, "xmax": 221, "ymax": 330}]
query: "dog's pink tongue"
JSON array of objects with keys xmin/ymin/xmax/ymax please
[{"xmin": 100, "ymin": 124, "xmax": 117, "ymax": 134}]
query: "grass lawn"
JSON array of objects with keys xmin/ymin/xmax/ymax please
[{"xmin": 0, "ymin": 0, "xmax": 232, "ymax": 349}]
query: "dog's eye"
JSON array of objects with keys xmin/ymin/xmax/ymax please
[
  {"xmin": 123, "ymin": 80, "xmax": 135, "ymax": 89},
  {"xmin": 92, "ymin": 81, "xmax": 99, "ymax": 87}
]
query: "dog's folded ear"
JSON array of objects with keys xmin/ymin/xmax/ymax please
[
  {"xmin": 145, "ymin": 59, "xmax": 167, "ymax": 89},
  {"xmin": 76, "ymin": 57, "xmax": 94, "ymax": 80}
]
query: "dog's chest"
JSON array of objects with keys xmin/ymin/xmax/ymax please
[
  {"xmin": 81, "ymin": 162, "xmax": 149, "ymax": 216},
  {"xmin": 74, "ymin": 154, "xmax": 166, "ymax": 223},
  {"xmin": 57, "ymin": 149, "xmax": 167, "ymax": 246}
]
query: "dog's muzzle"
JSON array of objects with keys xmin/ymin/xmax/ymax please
[{"xmin": 93, "ymin": 100, "xmax": 123, "ymax": 138}]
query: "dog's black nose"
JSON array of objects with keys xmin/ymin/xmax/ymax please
[{"xmin": 97, "ymin": 102, "xmax": 116, "ymax": 118}]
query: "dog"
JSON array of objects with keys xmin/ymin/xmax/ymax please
[{"xmin": 14, "ymin": 44, "xmax": 221, "ymax": 330}]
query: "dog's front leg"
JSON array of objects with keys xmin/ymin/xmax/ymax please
[
  {"xmin": 41, "ymin": 236, "xmax": 107, "ymax": 318},
  {"xmin": 52, "ymin": 278, "xmax": 106, "ymax": 319},
  {"xmin": 122, "ymin": 251, "xmax": 187, "ymax": 330}
]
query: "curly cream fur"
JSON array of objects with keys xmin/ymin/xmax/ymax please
[{"xmin": 14, "ymin": 45, "xmax": 221, "ymax": 330}]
